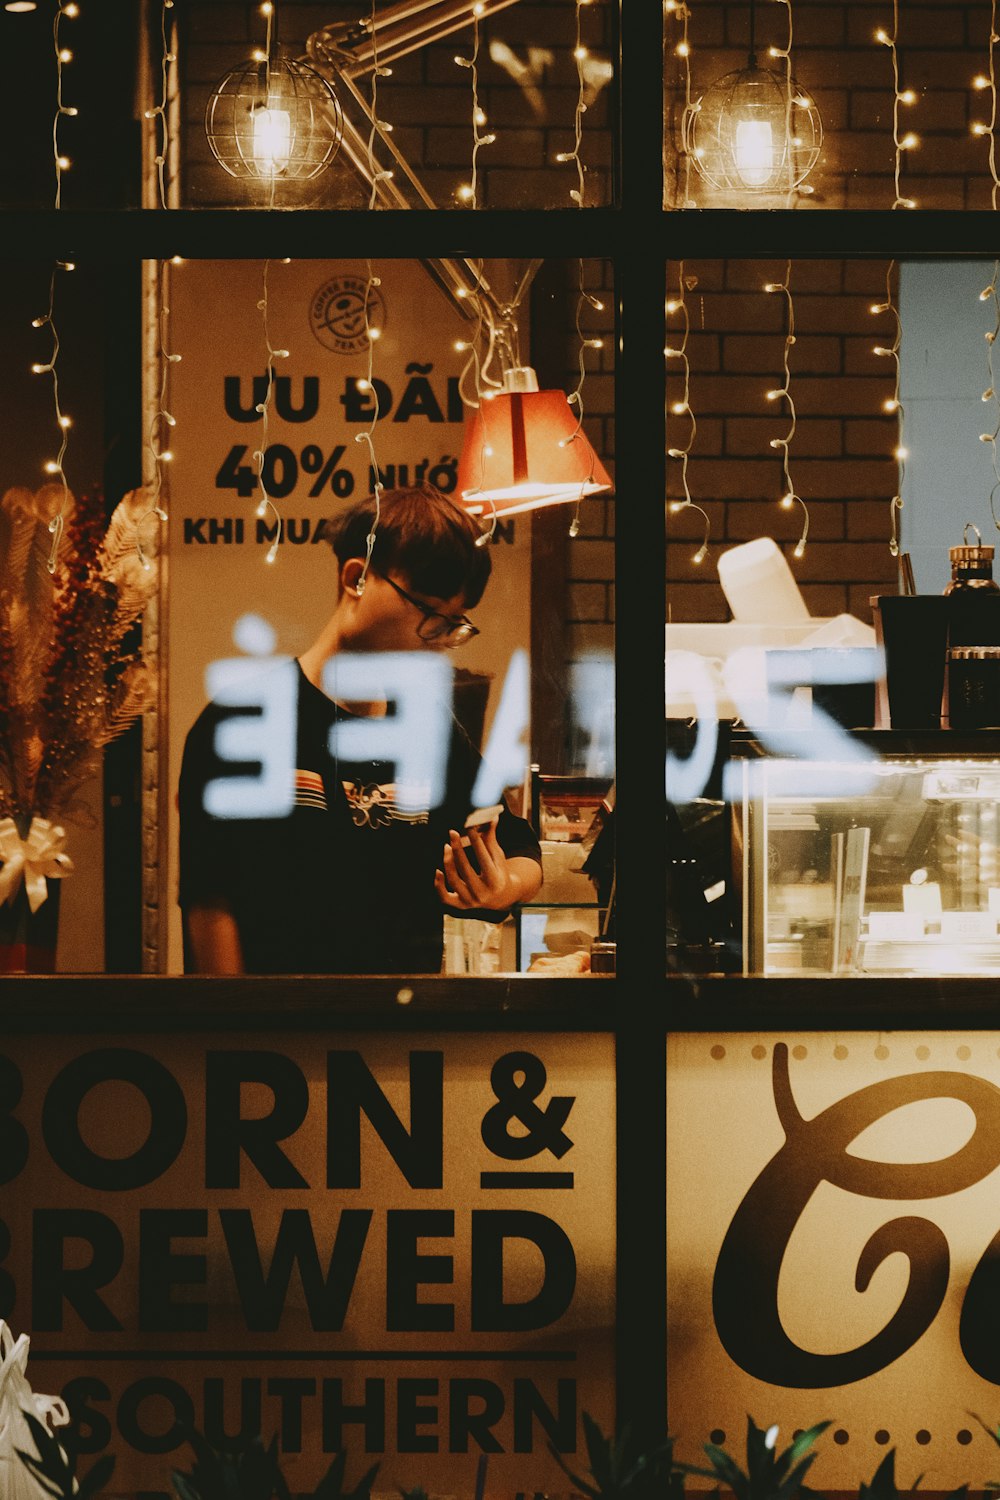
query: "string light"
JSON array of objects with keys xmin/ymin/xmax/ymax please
[
  {"xmin": 766, "ymin": 0, "xmax": 812, "ymax": 203},
  {"xmin": 876, "ymin": 3, "xmax": 919, "ymax": 209},
  {"xmin": 364, "ymin": 0, "xmax": 394, "ymax": 208},
  {"xmin": 135, "ymin": 259, "xmax": 180, "ymax": 571},
  {"xmin": 561, "ymin": 260, "xmax": 606, "ymax": 538},
  {"xmin": 666, "ymin": 263, "xmax": 710, "ymax": 566},
  {"xmin": 52, "ymin": 1, "xmax": 80, "ymax": 208},
  {"xmin": 870, "ymin": 261, "xmax": 907, "ymax": 555},
  {"xmin": 353, "ymin": 259, "xmax": 384, "ymax": 594},
  {"xmin": 452, "ymin": 262, "xmax": 500, "ymax": 549},
  {"xmin": 143, "ymin": 0, "xmax": 176, "ymax": 210},
  {"xmin": 31, "ymin": 261, "xmax": 75, "ymax": 571},
  {"xmin": 454, "ymin": 1, "xmax": 495, "ymax": 207},
  {"xmin": 253, "ymin": 258, "xmax": 290, "ymax": 565},
  {"xmin": 970, "ymin": 1, "xmax": 1000, "ymax": 208},
  {"xmin": 554, "ymin": 0, "xmax": 591, "ymax": 204},
  {"xmin": 977, "ymin": 262, "xmax": 1000, "ymax": 531},
  {"xmin": 764, "ymin": 262, "xmax": 808, "ymax": 558},
  {"xmin": 668, "ymin": 1, "xmax": 696, "ymax": 208},
  {"xmin": 552, "ymin": 4, "xmax": 604, "ymax": 537}
]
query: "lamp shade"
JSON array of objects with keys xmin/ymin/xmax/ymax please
[{"xmin": 456, "ymin": 381, "xmax": 613, "ymax": 517}]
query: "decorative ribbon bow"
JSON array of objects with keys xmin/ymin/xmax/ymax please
[{"xmin": 0, "ymin": 817, "xmax": 74, "ymax": 913}]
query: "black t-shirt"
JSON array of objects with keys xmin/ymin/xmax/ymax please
[{"xmin": 178, "ymin": 660, "xmax": 541, "ymax": 974}]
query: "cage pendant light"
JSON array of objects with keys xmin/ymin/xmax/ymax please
[
  {"xmin": 205, "ymin": 6, "xmax": 343, "ymax": 183},
  {"xmin": 683, "ymin": 0, "xmax": 822, "ymax": 197},
  {"xmin": 455, "ymin": 366, "xmax": 613, "ymax": 518}
]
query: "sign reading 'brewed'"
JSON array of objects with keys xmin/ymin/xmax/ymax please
[{"xmin": 2, "ymin": 1031, "xmax": 615, "ymax": 1498}]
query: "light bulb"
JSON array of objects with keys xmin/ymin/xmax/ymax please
[
  {"xmin": 252, "ymin": 105, "xmax": 292, "ymax": 173},
  {"xmin": 733, "ymin": 119, "xmax": 774, "ymax": 187}
]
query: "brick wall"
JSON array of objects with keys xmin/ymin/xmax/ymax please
[
  {"xmin": 666, "ymin": 257, "xmax": 900, "ymax": 622},
  {"xmin": 179, "ymin": 0, "xmax": 614, "ymax": 208},
  {"xmin": 665, "ymin": 0, "xmax": 1000, "ymax": 210}
]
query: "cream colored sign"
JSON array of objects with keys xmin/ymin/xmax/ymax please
[
  {"xmin": 164, "ymin": 259, "xmax": 531, "ymax": 973},
  {"xmin": 2, "ymin": 1030, "xmax": 614, "ymax": 1498},
  {"xmin": 668, "ymin": 1032, "xmax": 1000, "ymax": 1489}
]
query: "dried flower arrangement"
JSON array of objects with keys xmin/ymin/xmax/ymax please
[{"xmin": 0, "ymin": 482, "xmax": 158, "ymax": 914}]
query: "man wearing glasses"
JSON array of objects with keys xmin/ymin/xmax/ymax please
[{"xmin": 178, "ymin": 484, "xmax": 543, "ymax": 974}]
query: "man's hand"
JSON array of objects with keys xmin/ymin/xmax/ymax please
[{"xmin": 435, "ymin": 821, "xmax": 541, "ymax": 913}]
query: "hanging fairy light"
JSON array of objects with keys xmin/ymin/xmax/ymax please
[
  {"xmin": 353, "ymin": 260, "xmax": 385, "ymax": 594},
  {"xmin": 30, "ymin": 260, "xmax": 76, "ymax": 572},
  {"xmin": 554, "ymin": 0, "xmax": 591, "ymax": 205},
  {"xmin": 665, "ymin": 0, "xmax": 696, "ymax": 208},
  {"xmin": 764, "ymin": 261, "xmax": 809, "ymax": 558},
  {"xmin": 869, "ymin": 261, "xmax": 907, "ymax": 556},
  {"xmin": 452, "ymin": 263, "xmax": 503, "ymax": 547},
  {"xmin": 977, "ymin": 262, "xmax": 1000, "ymax": 531},
  {"xmin": 205, "ymin": 1, "xmax": 343, "ymax": 185},
  {"xmin": 562, "ymin": 260, "xmax": 607, "ymax": 538},
  {"xmin": 52, "ymin": 1, "xmax": 80, "ymax": 209},
  {"xmin": 363, "ymin": 0, "xmax": 395, "ymax": 208},
  {"xmin": 252, "ymin": 258, "xmax": 290, "ymax": 565},
  {"xmin": 454, "ymin": 1, "xmax": 495, "ymax": 206},
  {"xmin": 143, "ymin": 0, "xmax": 176, "ymax": 210},
  {"xmin": 666, "ymin": 262, "xmax": 710, "ymax": 567},
  {"xmin": 875, "ymin": 2, "xmax": 919, "ymax": 209},
  {"xmin": 971, "ymin": 1, "xmax": 1000, "ymax": 209},
  {"xmin": 549, "ymin": 3, "xmax": 607, "ymax": 537},
  {"xmin": 135, "ymin": 259, "xmax": 181, "ymax": 571},
  {"xmin": 683, "ymin": 0, "xmax": 822, "ymax": 199}
]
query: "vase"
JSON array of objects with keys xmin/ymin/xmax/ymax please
[{"xmin": 0, "ymin": 814, "xmax": 62, "ymax": 974}]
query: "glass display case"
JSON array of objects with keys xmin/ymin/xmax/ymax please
[{"xmin": 736, "ymin": 732, "xmax": 1000, "ymax": 977}]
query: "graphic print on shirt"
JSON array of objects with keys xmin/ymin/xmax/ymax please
[
  {"xmin": 294, "ymin": 769, "xmax": 328, "ymax": 811},
  {"xmin": 342, "ymin": 780, "xmax": 431, "ymax": 828}
]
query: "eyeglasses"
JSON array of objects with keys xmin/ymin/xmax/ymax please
[{"xmin": 380, "ymin": 573, "xmax": 480, "ymax": 646}]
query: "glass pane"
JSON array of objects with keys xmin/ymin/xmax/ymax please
[
  {"xmin": 664, "ymin": 0, "xmax": 999, "ymax": 210},
  {"xmin": 665, "ymin": 255, "xmax": 1000, "ymax": 976},
  {"xmin": 0, "ymin": 1, "xmax": 618, "ymax": 210},
  {"xmin": 0, "ymin": 254, "xmax": 615, "ymax": 977}
]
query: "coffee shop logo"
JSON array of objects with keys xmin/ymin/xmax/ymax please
[
  {"xmin": 309, "ymin": 275, "xmax": 386, "ymax": 355},
  {"xmin": 713, "ymin": 1042, "xmax": 1000, "ymax": 1387}
]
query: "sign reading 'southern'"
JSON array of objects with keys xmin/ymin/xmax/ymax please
[
  {"xmin": 667, "ymin": 1033, "xmax": 1000, "ymax": 1489},
  {"xmin": 2, "ymin": 1032, "xmax": 615, "ymax": 1498}
]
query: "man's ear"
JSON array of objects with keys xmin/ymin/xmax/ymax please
[{"xmin": 341, "ymin": 558, "xmax": 365, "ymax": 595}]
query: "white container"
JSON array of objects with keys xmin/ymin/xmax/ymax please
[{"xmin": 717, "ymin": 536, "xmax": 810, "ymax": 623}]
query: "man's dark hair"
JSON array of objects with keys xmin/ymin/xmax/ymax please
[{"xmin": 324, "ymin": 484, "xmax": 492, "ymax": 607}]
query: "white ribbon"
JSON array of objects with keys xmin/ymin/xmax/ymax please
[{"xmin": 0, "ymin": 817, "xmax": 74, "ymax": 914}]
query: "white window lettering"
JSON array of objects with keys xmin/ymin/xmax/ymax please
[
  {"xmin": 204, "ymin": 615, "xmax": 297, "ymax": 818},
  {"xmin": 665, "ymin": 651, "xmax": 719, "ymax": 804},
  {"xmin": 325, "ymin": 651, "xmax": 454, "ymax": 812},
  {"xmin": 472, "ymin": 648, "xmax": 530, "ymax": 807}
]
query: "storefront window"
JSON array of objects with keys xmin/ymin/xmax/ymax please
[
  {"xmin": 666, "ymin": 255, "xmax": 1000, "ymax": 979},
  {"xmin": 0, "ymin": 254, "xmax": 614, "ymax": 977},
  {"xmin": 2, "ymin": 0, "xmax": 619, "ymax": 212},
  {"xmin": 664, "ymin": 1, "xmax": 1000, "ymax": 211}
]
